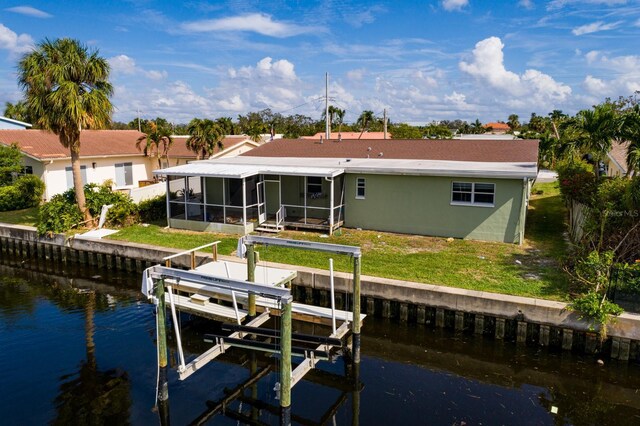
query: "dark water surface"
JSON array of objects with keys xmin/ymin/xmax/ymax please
[{"xmin": 1, "ymin": 255, "xmax": 639, "ymax": 426}]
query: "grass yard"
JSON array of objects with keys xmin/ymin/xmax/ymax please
[
  {"xmin": 108, "ymin": 180, "xmax": 570, "ymax": 301},
  {"xmin": 0, "ymin": 207, "xmax": 39, "ymax": 226}
]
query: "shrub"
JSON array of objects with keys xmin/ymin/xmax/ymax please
[
  {"xmin": 570, "ymin": 291, "xmax": 623, "ymax": 339},
  {"xmin": 37, "ymin": 182, "xmax": 138, "ymax": 234},
  {"xmin": 0, "ymin": 175, "xmax": 45, "ymax": 211},
  {"xmin": 37, "ymin": 193, "xmax": 83, "ymax": 235},
  {"xmin": 557, "ymin": 159, "xmax": 597, "ymax": 205},
  {"xmin": 138, "ymin": 195, "xmax": 167, "ymax": 224}
]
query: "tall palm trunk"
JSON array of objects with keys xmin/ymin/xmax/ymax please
[{"xmin": 70, "ymin": 146, "xmax": 91, "ymax": 222}]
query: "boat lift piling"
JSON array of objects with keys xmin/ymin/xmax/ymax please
[{"xmin": 154, "ymin": 278, "xmax": 170, "ymax": 424}]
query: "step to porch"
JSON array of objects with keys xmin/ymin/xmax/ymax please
[{"xmin": 255, "ymin": 222, "xmax": 284, "ymax": 233}]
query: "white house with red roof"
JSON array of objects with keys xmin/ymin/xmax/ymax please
[{"xmin": 0, "ymin": 129, "xmax": 257, "ymax": 201}]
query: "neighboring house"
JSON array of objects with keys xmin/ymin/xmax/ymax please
[
  {"xmin": 605, "ymin": 142, "xmax": 629, "ymax": 177},
  {"xmin": 0, "ymin": 130, "xmax": 261, "ymax": 201},
  {"xmin": 302, "ymin": 131, "xmax": 390, "ymax": 140},
  {"xmin": 484, "ymin": 122, "xmax": 510, "ymax": 134},
  {"xmin": 454, "ymin": 134, "xmax": 517, "ymax": 140},
  {"xmin": 0, "ymin": 129, "xmax": 150, "ymax": 200},
  {"xmin": 168, "ymin": 135, "xmax": 260, "ymax": 166},
  {"xmin": 0, "ymin": 115, "xmax": 31, "ymax": 130},
  {"xmin": 154, "ymin": 138, "xmax": 538, "ymax": 244}
]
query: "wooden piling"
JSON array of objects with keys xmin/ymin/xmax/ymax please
[
  {"xmin": 611, "ymin": 337, "xmax": 621, "ymax": 359},
  {"xmin": 366, "ymin": 297, "xmax": 375, "ymax": 316},
  {"xmin": 417, "ymin": 306, "xmax": 426, "ymax": 324},
  {"xmin": 247, "ymin": 243, "xmax": 256, "ymax": 318},
  {"xmin": 155, "ymin": 279, "xmax": 170, "ymax": 410},
  {"xmin": 619, "ymin": 338, "xmax": 630, "ymax": 361},
  {"xmin": 280, "ymin": 300, "xmax": 292, "ymax": 426},
  {"xmin": 382, "ymin": 300, "xmax": 391, "ymax": 318},
  {"xmin": 399, "ymin": 303, "xmax": 408, "ymax": 322},
  {"xmin": 352, "ymin": 255, "xmax": 362, "ymax": 366},
  {"xmin": 585, "ymin": 332, "xmax": 597, "ymax": 353}
]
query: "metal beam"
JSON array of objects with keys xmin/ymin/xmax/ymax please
[
  {"xmin": 221, "ymin": 323, "xmax": 343, "ymax": 346},
  {"xmin": 147, "ymin": 265, "xmax": 292, "ymax": 302},
  {"xmin": 202, "ymin": 335, "xmax": 330, "ymax": 360},
  {"xmin": 245, "ymin": 235, "xmax": 361, "ymax": 257}
]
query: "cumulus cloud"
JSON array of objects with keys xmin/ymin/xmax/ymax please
[
  {"xmin": 582, "ymin": 51, "xmax": 640, "ymax": 96},
  {"xmin": 5, "ymin": 6, "xmax": 52, "ymax": 18},
  {"xmin": 0, "ymin": 24, "xmax": 33, "ymax": 55},
  {"xmin": 459, "ymin": 36, "xmax": 571, "ymax": 106},
  {"xmin": 518, "ymin": 0, "xmax": 534, "ymax": 8},
  {"xmin": 346, "ymin": 68, "xmax": 366, "ymax": 81},
  {"xmin": 442, "ymin": 0, "xmax": 469, "ymax": 11},
  {"xmin": 572, "ymin": 20, "xmax": 622, "ymax": 36},
  {"xmin": 109, "ymin": 54, "xmax": 167, "ymax": 80},
  {"xmin": 181, "ymin": 13, "xmax": 318, "ymax": 38}
]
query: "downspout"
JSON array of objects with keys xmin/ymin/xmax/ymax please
[
  {"xmin": 165, "ymin": 178, "xmax": 171, "ymax": 228},
  {"xmin": 326, "ymin": 176, "xmax": 334, "ymax": 235},
  {"xmin": 519, "ymin": 177, "xmax": 530, "ymax": 245}
]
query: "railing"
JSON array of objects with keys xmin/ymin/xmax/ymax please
[
  {"xmin": 276, "ymin": 205, "xmax": 284, "ymax": 227},
  {"xmin": 163, "ymin": 241, "xmax": 221, "ymax": 269},
  {"xmin": 280, "ymin": 203, "xmax": 345, "ymax": 227}
]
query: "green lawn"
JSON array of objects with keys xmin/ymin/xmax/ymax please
[
  {"xmin": 108, "ymin": 181, "xmax": 570, "ymax": 300},
  {"xmin": 0, "ymin": 207, "xmax": 39, "ymax": 226}
]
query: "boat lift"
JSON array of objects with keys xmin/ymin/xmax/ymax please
[{"xmin": 141, "ymin": 235, "xmax": 365, "ymax": 425}]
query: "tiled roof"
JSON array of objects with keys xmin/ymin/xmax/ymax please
[
  {"xmin": 301, "ymin": 131, "xmax": 390, "ymax": 139},
  {"xmin": 484, "ymin": 122, "xmax": 510, "ymax": 131},
  {"xmin": 242, "ymin": 138, "xmax": 539, "ymax": 163},
  {"xmin": 0, "ymin": 129, "xmax": 145, "ymax": 160},
  {"xmin": 608, "ymin": 141, "xmax": 629, "ymax": 173},
  {"xmin": 169, "ymin": 135, "xmax": 253, "ymax": 158}
]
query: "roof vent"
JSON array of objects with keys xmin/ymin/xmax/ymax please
[
  {"xmin": 367, "ymin": 147, "xmax": 372, "ymax": 151},
  {"xmin": 378, "ymin": 152, "xmax": 383, "ymax": 157},
  {"xmin": 338, "ymin": 133, "xmax": 342, "ymax": 142},
  {"xmin": 319, "ymin": 135, "xmax": 323, "ymax": 144}
]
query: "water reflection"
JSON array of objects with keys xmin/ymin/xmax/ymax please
[{"xmin": 0, "ymin": 253, "xmax": 639, "ymax": 426}]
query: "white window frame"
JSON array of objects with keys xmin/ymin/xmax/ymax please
[
  {"xmin": 307, "ymin": 176, "xmax": 323, "ymax": 195},
  {"xmin": 356, "ymin": 177, "xmax": 366, "ymax": 199},
  {"xmin": 450, "ymin": 181, "xmax": 495, "ymax": 207}
]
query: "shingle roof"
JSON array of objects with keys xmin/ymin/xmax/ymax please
[
  {"xmin": 242, "ymin": 138, "xmax": 539, "ymax": 163},
  {"xmin": 169, "ymin": 135, "xmax": 254, "ymax": 158},
  {"xmin": 608, "ymin": 141, "xmax": 629, "ymax": 173},
  {"xmin": 301, "ymin": 131, "xmax": 390, "ymax": 139},
  {"xmin": 0, "ymin": 129, "xmax": 145, "ymax": 160}
]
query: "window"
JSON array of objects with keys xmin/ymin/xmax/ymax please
[
  {"xmin": 356, "ymin": 177, "xmax": 366, "ymax": 199},
  {"xmin": 307, "ymin": 176, "xmax": 322, "ymax": 195},
  {"xmin": 115, "ymin": 162, "xmax": 133, "ymax": 186},
  {"xmin": 65, "ymin": 166, "xmax": 87, "ymax": 189},
  {"xmin": 451, "ymin": 182, "xmax": 495, "ymax": 206},
  {"xmin": 22, "ymin": 166, "xmax": 33, "ymax": 175}
]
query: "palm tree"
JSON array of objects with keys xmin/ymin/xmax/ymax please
[
  {"xmin": 356, "ymin": 110, "xmax": 375, "ymax": 139},
  {"xmin": 572, "ymin": 104, "xmax": 622, "ymax": 177},
  {"xmin": 136, "ymin": 120, "xmax": 173, "ymax": 169},
  {"xmin": 622, "ymin": 104, "xmax": 640, "ymax": 175},
  {"xmin": 507, "ymin": 114, "xmax": 520, "ymax": 132},
  {"xmin": 186, "ymin": 118, "xmax": 224, "ymax": 160},
  {"xmin": 471, "ymin": 119, "xmax": 484, "ymax": 134},
  {"xmin": 3, "ymin": 100, "xmax": 33, "ymax": 124},
  {"xmin": 18, "ymin": 38, "xmax": 113, "ymax": 222},
  {"xmin": 215, "ymin": 117, "xmax": 235, "ymax": 135},
  {"xmin": 246, "ymin": 121, "xmax": 267, "ymax": 142}
]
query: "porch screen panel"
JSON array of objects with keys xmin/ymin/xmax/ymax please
[
  {"xmin": 187, "ymin": 176, "xmax": 203, "ymax": 203},
  {"xmin": 168, "ymin": 176, "xmax": 185, "ymax": 201},
  {"xmin": 245, "ymin": 175, "xmax": 258, "ymax": 206},
  {"xmin": 225, "ymin": 178, "xmax": 243, "ymax": 207},
  {"xmin": 205, "ymin": 177, "xmax": 223, "ymax": 204}
]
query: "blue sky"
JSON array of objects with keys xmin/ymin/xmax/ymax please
[{"xmin": 1, "ymin": 0, "xmax": 640, "ymax": 125}]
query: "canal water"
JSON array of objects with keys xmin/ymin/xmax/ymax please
[{"xmin": 1, "ymin": 254, "xmax": 639, "ymax": 425}]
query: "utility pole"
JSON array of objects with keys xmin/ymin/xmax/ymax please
[
  {"xmin": 383, "ymin": 108, "xmax": 388, "ymax": 139},
  {"xmin": 137, "ymin": 108, "xmax": 141, "ymax": 132},
  {"xmin": 325, "ymin": 72, "xmax": 330, "ymax": 141}
]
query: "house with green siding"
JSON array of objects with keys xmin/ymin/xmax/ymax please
[{"xmin": 154, "ymin": 138, "xmax": 538, "ymax": 243}]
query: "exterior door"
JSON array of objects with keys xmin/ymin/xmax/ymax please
[{"xmin": 257, "ymin": 181, "xmax": 266, "ymax": 223}]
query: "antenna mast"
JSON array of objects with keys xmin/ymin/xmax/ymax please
[{"xmin": 325, "ymin": 72, "xmax": 330, "ymax": 141}]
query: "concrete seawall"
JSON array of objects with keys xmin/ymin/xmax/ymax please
[{"xmin": 1, "ymin": 223, "xmax": 638, "ymax": 361}]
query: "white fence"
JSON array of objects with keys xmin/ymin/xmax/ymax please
[
  {"xmin": 568, "ymin": 199, "xmax": 587, "ymax": 243},
  {"xmin": 125, "ymin": 182, "xmax": 166, "ymax": 203}
]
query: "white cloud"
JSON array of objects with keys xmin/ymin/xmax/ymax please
[
  {"xmin": 548, "ymin": 0, "xmax": 627, "ymax": 10},
  {"xmin": 572, "ymin": 20, "xmax": 622, "ymax": 36},
  {"xmin": 346, "ymin": 68, "xmax": 366, "ymax": 81},
  {"xmin": 582, "ymin": 51, "xmax": 640, "ymax": 96},
  {"xmin": 0, "ymin": 24, "xmax": 33, "ymax": 55},
  {"xmin": 181, "ymin": 13, "xmax": 319, "ymax": 38},
  {"xmin": 348, "ymin": 5, "xmax": 387, "ymax": 28},
  {"xmin": 518, "ymin": 0, "xmax": 534, "ymax": 8},
  {"xmin": 459, "ymin": 36, "xmax": 571, "ymax": 107},
  {"xmin": 635, "ymin": 18, "xmax": 640, "ymax": 27},
  {"xmin": 218, "ymin": 95, "xmax": 245, "ymax": 112},
  {"xmin": 442, "ymin": 0, "xmax": 469, "ymax": 11},
  {"xmin": 109, "ymin": 54, "xmax": 167, "ymax": 80},
  {"xmin": 5, "ymin": 6, "xmax": 52, "ymax": 18}
]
